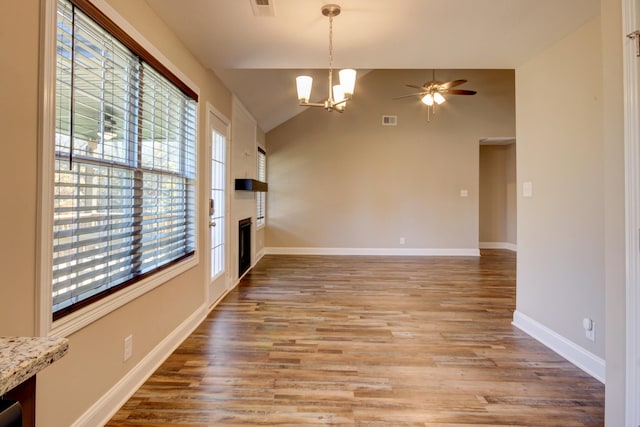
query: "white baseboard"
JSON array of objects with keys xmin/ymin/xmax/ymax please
[
  {"xmin": 512, "ymin": 310, "xmax": 605, "ymax": 383},
  {"xmin": 479, "ymin": 241, "xmax": 517, "ymax": 251},
  {"xmin": 264, "ymin": 247, "xmax": 481, "ymax": 256},
  {"xmin": 209, "ymin": 283, "xmax": 236, "ymax": 312},
  {"xmin": 72, "ymin": 304, "xmax": 208, "ymax": 427}
]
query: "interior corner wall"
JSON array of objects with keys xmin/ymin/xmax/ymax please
[
  {"xmin": 479, "ymin": 144, "xmax": 517, "ymax": 247},
  {"xmin": 231, "ymin": 97, "xmax": 260, "ymax": 279},
  {"xmin": 265, "ymin": 69, "xmax": 516, "ymax": 252},
  {"xmin": 515, "ymin": 16, "xmax": 605, "ymax": 359}
]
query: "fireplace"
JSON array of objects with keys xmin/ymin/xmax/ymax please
[{"xmin": 238, "ymin": 217, "xmax": 252, "ymax": 277}]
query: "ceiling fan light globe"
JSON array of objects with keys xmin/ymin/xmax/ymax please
[
  {"xmin": 339, "ymin": 69, "xmax": 356, "ymax": 96},
  {"xmin": 296, "ymin": 76, "xmax": 313, "ymax": 103},
  {"xmin": 422, "ymin": 93, "xmax": 434, "ymax": 106},
  {"xmin": 434, "ymin": 92, "xmax": 446, "ymax": 104}
]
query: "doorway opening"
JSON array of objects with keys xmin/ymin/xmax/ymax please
[{"xmin": 478, "ymin": 138, "xmax": 517, "ymax": 253}]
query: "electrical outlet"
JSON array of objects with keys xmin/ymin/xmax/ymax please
[
  {"xmin": 585, "ymin": 322, "xmax": 595, "ymax": 342},
  {"xmin": 124, "ymin": 335, "xmax": 133, "ymax": 361},
  {"xmin": 583, "ymin": 318, "xmax": 595, "ymax": 342},
  {"xmin": 399, "ymin": 237, "xmax": 406, "ymax": 245}
]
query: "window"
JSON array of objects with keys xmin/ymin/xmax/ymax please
[
  {"xmin": 52, "ymin": 0, "xmax": 198, "ymax": 320},
  {"xmin": 257, "ymin": 147, "xmax": 266, "ymax": 227},
  {"xmin": 210, "ymin": 128, "xmax": 226, "ymax": 278}
]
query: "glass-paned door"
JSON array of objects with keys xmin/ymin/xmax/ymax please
[{"xmin": 208, "ymin": 112, "xmax": 228, "ymax": 305}]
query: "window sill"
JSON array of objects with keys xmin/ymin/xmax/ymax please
[{"xmin": 49, "ymin": 255, "xmax": 198, "ymax": 337}]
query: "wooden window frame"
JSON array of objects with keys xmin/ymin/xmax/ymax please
[{"xmin": 37, "ymin": 0, "xmax": 200, "ymax": 337}]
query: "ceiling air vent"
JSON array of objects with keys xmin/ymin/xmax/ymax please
[
  {"xmin": 250, "ymin": 0, "xmax": 276, "ymax": 17},
  {"xmin": 382, "ymin": 115, "xmax": 397, "ymax": 126}
]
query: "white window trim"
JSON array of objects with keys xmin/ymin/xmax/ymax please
[{"xmin": 37, "ymin": 0, "xmax": 201, "ymax": 338}]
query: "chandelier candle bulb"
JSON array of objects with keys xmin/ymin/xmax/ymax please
[
  {"xmin": 333, "ymin": 85, "xmax": 346, "ymax": 111},
  {"xmin": 339, "ymin": 69, "xmax": 356, "ymax": 95},
  {"xmin": 296, "ymin": 76, "xmax": 313, "ymax": 103}
]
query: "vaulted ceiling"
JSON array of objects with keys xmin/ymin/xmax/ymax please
[{"xmin": 144, "ymin": 0, "xmax": 600, "ymax": 131}]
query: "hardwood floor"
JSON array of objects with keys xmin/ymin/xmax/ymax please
[{"xmin": 107, "ymin": 251, "xmax": 604, "ymax": 426}]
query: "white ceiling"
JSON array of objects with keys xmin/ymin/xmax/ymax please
[{"xmin": 144, "ymin": 0, "xmax": 600, "ymax": 131}]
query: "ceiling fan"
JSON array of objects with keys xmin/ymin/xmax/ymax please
[{"xmin": 393, "ymin": 70, "xmax": 477, "ymax": 120}]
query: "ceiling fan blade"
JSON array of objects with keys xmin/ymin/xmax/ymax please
[
  {"xmin": 393, "ymin": 92, "xmax": 427, "ymax": 100},
  {"xmin": 438, "ymin": 79, "xmax": 467, "ymax": 90},
  {"xmin": 406, "ymin": 84, "xmax": 427, "ymax": 90},
  {"xmin": 445, "ymin": 89, "xmax": 477, "ymax": 95}
]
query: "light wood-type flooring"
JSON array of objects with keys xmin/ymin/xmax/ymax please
[{"xmin": 107, "ymin": 250, "xmax": 604, "ymax": 426}]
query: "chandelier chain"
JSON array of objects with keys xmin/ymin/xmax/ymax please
[{"xmin": 328, "ymin": 12, "xmax": 334, "ymax": 102}]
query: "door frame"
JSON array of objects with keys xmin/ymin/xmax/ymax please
[
  {"xmin": 205, "ymin": 103, "xmax": 231, "ymax": 308},
  {"xmin": 624, "ymin": 0, "xmax": 640, "ymax": 424}
]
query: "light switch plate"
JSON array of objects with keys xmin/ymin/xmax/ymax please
[
  {"xmin": 460, "ymin": 189, "xmax": 468, "ymax": 197},
  {"xmin": 523, "ymin": 181, "xmax": 533, "ymax": 197},
  {"xmin": 124, "ymin": 335, "xmax": 133, "ymax": 361}
]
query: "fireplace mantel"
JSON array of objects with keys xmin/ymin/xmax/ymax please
[{"xmin": 235, "ymin": 179, "xmax": 268, "ymax": 192}]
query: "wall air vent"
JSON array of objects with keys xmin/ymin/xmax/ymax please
[
  {"xmin": 250, "ymin": 0, "xmax": 276, "ymax": 17},
  {"xmin": 382, "ymin": 115, "xmax": 398, "ymax": 126}
]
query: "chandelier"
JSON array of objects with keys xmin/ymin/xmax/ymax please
[{"xmin": 295, "ymin": 4, "xmax": 356, "ymax": 112}]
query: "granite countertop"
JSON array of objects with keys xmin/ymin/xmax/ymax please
[{"xmin": 0, "ymin": 336, "xmax": 69, "ymax": 396}]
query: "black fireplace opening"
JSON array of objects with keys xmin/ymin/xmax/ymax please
[{"xmin": 238, "ymin": 217, "xmax": 252, "ymax": 277}]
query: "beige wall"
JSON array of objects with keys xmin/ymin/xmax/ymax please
[
  {"xmin": 479, "ymin": 144, "xmax": 517, "ymax": 246},
  {"xmin": 0, "ymin": 1, "xmax": 235, "ymax": 425},
  {"xmin": 515, "ymin": 16, "xmax": 605, "ymax": 359},
  {"xmin": 514, "ymin": 4, "xmax": 628, "ymax": 421},
  {"xmin": 266, "ymin": 69, "xmax": 515, "ymax": 251},
  {"xmin": 0, "ymin": 0, "xmax": 39, "ymax": 337}
]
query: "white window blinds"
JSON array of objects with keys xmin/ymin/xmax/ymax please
[
  {"xmin": 257, "ymin": 147, "xmax": 266, "ymax": 226},
  {"xmin": 53, "ymin": 0, "xmax": 197, "ymax": 319}
]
